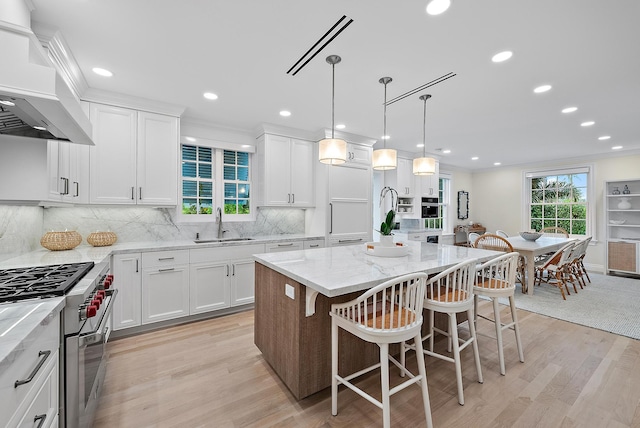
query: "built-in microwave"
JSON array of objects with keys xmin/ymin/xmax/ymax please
[{"xmin": 421, "ymin": 197, "xmax": 439, "ymax": 218}]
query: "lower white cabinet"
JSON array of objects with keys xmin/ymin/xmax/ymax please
[
  {"xmin": 265, "ymin": 241, "xmax": 303, "ymax": 253},
  {"xmin": 304, "ymin": 239, "xmax": 325, "ymax": 249},
  {"xmin": 111, "ymin": 253, "xmax": 142, "ymax": 330},
  {"xmin": 190, "ymin": 244, "xmax": 266, "ymax": 311},
  {"xmin": 141, "ymin": 250, "xmax": 190, "ymax": 324},
  {"xmin": 1, "ymin": 314, "xmax": 59, "ymax": 428}
]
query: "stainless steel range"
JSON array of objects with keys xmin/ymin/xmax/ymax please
[{"xmin": 0, "ymin": 260, "xmax": 116, "ymax": 428}]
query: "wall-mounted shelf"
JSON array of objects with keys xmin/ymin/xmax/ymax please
[{"xmin": 605, "ymin": 179, "xmax": 640, "ymax": 276}]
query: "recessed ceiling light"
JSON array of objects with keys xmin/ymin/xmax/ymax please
[
  {"xmin": 417, "ymin": 143, "xmax": 425, "ymax": 148},
  {"xmin": 581, "ymin": 121, "xmax": 595, "ymax": 127},
  {"xmin": 492, "ymin": 51, "xmax": 513, "ymax": 63},
  {"xmin": 335, "ymin": 124, "xmax": 346, "ymax": 129},
  {"xmin": 0, "ymin": 99, "xmax": 15, "ymax": 106},
  {"xmin": 33, "ymin": 125, "xmax": 46, "ymax": 131},
  {"xmin": 426, "ymin": 0, "xmax": 451, "ymax": 15},
  {"xmin": 533, "ymin": 85, "xmax": 552, "ymax": 94},
  {"xmin": 381, "ymin": 135, "xmax": 390, "ymax": 140},
  {"xmin": 612, "ymin": 146, "xmax": 623, "ymax": 150},
  {"xmin": 494, "ymin": 162, "xmax": 501, "ymax": 166},
  {"xmin": 471, "ymin": 156, "xmax": 479, "ymax": 160},
  {"xmin": 185, "ymin": 137, "xmax": 196, "ymax": 142},
  {"xmin": 598, "ymin": 135, "xmax": 611, "ymax": 140},
  {"xmin": 442, "ymin": 149, "xmax": 451, "ymax": 154},
  {"xmin": 562, "ymin": 106, "xmax": 578, "ymax": 113},
  {"xmin": 203, "ymin": 92, "xmax": 218, "ymax": 100},
  {"xmin": 92, "ymin": 67, "xmax": 113, "ymax": 77},
  {"xmin": 279, "ymin": 110, "xmax": 291, "ymax": 117}
]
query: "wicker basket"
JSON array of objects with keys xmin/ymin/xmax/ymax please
[
  {"xmin": 40, "ymin": 231, "xmax": 82, "ymax": 251},
  {"xmin": 87, "ymin": 231, "xmax": 118, "ymax": 247}
]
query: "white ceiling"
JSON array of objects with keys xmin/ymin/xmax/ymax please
[{"xmin": 29, "ymin": 0, "xmax": 640, "ymax": 171}]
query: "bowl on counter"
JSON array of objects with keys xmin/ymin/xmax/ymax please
[{"xmin": 519, "ymin": 231, "xmax": 543, "ymax": 241}]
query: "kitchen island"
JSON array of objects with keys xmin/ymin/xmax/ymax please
[{"xmin": 253, "ymin": 241, "xmax": 500, "ymax": 400}]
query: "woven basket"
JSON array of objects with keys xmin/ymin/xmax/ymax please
[
  {"xmin": 40, "ymin": 231, "xmax": 82, "ymax": 251},
  {"xmin": 87, "ymin": 231, "xmax": 118, "ymax": 247}
]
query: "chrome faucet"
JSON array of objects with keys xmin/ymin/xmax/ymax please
[{"xmin": 216, "ymin": 207, "xmax": 223, "ymax": 239}]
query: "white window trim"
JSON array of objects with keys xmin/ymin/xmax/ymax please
[
  {"xmin": 521, "ymin": 163, "xmax": 596, "ymax": 240},
  {"xmin": 177, "ymin": 141, "xmax": 255, "ymax": 223}
]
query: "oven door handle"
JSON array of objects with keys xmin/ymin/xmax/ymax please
[{"xmin": 79, "ymin": 289, "xmax": 118, "ymax": 348}]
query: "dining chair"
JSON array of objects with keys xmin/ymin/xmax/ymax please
[
  {"xmin": 495, "ymin": 229, "xmax": 509, "ymax": 239},
  {"xmin": 468, "ymin": 232, "xmax": 481, "ymax": 247},
  {"xmin": 330, "ymin": 272, "xmax": 433, "ymax": 428},
  {"xmin": 540, "ymin": 226, "xmax": 569, "ymax": 237},
  {"xmin": 534, "ymin": 241, "xmax": 577, "ymax": 300},
  {"xmin": 473, "ymin": 233, "xmax": 527, "ymax": 291},
  {"xmin": 403, "ymin": 258, "xmax": 483, "ymax": 406},
  {"xmin": 568, "ymin": 237, "xmax": 592, "ymax": 288},
  {"xmin": 473, "ymin": 252, "xmax": 524, "ymax": 375},
  {"xmin": 576, "ymin": 236, "xmax": 592, "ymax": 285}
]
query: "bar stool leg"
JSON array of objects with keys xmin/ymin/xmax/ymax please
[
  {"xmin": 380, "ymin": 343, "xmax": 391, "ymax": 428},
  {"xmin": 510, "ymin": 294, "xmax": 525, "ymax": 363},
  {"xmin": 467, "ymin": 307, "xmax": 484, "ymax": 385},
  {"xmin": 492, "ymin": 297, "xmax": 506, "ymax": 376},
  {"xmin": 449, "ymin": 313, "xmax": 465, "ymax": 405},
  {"xmin": 414, "ymin": 333, "xmax": 434, "ymax": 428}
]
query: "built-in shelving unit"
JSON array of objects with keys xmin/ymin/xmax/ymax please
[{"xmin": 605, "ymin": 179, "xmax": 640, "ymax": 276}]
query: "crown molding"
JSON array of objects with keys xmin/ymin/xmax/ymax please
[{"xmin": 81, "ymin": 88, "xmax": 186, "ymax": 117}]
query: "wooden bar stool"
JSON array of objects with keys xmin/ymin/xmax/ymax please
[
  {"xmin": 330, "ymin": 272, "xmax": 432, "ymax": 428},
  {"xmin": 473, "ymin": 252, "xmax": 524, "ymax": 375},
  {"xmin": 403, "ymin": 258, "xmax": 483, "ymax": 406}
]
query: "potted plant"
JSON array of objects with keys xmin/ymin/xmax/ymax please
[{"xmin": 377, "ymin": 209, "xmax": 396, "ymax": 246}]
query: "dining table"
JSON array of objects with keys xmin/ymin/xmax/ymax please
[{"xmin": 506, "ymin": 235, "xmax": 577, "ymax": 295}]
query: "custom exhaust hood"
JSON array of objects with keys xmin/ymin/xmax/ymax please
[{"xmin": 0, "ymin": 0, "xmax": 93, "ymax": 145}]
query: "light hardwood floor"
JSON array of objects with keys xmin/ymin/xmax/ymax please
[{"xmin": 94, "ymin": 301, "xmax": 640, "ymax": 427}]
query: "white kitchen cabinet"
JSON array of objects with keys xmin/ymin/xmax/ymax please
[
  {"xmin": 141, "ymin": 250, "xmax": 190, "ymax": 324},
  {"xmin": 419, "ymin": 160, "xmax": 440, "ymax": 197},
  {"xmin": 327, "ymin": 163, "xmax": 372, "ymax": 246},
  {"xmin": 47, "ymin": 140, "xmax": 90, "ymax": 204},
  {"xmin": 345, "ymin": 142, "xmax": 371, "ymax": 165},
  {"xmin": 384, "ymin": 157, "xmax": 420, "ymax": 218},
  {"xmin": 1, "ymin": 314, "xmax": 59, "ymax": 428},
  {"xmin": 190, "ymin": 243, "xmax": 266, "ymax": 310},
  {"xmin": 89, "ymin": 103, "xmax": 178, "ymax": 205},
  {"xmin": 304, "ymin": 238, "xmax": 325, "ymax": 249},
  {"xmin": 255, "ymin": 134, "xmax": 314, "ymax": 207},
  {"xmin": 111, "ymin": 253, "xmax": 142, "ymax": 330},
  {"xmin": 265, "ymin": 241, "xmax": 304, "ymax": 253},
  {"xmin": 605, "ymin": 179, "xmax": 640, "ymax": 276}
]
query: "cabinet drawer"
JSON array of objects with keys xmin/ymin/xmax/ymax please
[
  {"xmin": 142, "ymin": 249, "xmax": 189, "ymax": 268},
  {"xmin": 190, "ymin": 244, "xmax": 266, "ymax": 264},
  {"xmin": 265, "ymin": 241, "xmax": 303, "ymax": 253},
  {"xmin": 304, "ymin": 239, "xmax": 325, "ymax": 249},
  {"xmin": 0, "ymin": 316, "xmax": 59, "ymax": 428}
]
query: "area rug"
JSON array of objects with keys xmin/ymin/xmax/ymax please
[{"xmin": 507, "ymin": 272, "xmax": 640, "ymax": 340}]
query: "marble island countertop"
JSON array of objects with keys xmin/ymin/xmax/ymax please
[{"xmin": 253, "ymin": 241, "xmax": 501, "ymax": 298}]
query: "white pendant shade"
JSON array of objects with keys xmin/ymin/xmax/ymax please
[
  {"xmin": 372, "ymin": 148, "xmax": 398, "ymax": 170},
  {"xmin": 319, "ymin": 137, "xmax": 347, "ymax": 165},
  {"xmin": 413, "ymin": 156, "xmax": 436, "ymax": 175}
]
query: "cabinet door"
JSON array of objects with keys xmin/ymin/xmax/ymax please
[
  {"xmin": 112, "ymin": 253, "xmax": 142, "ymax": 330},
  {"xmin": 304, "ymin": 239, "xmax": 325, "ymax": 249},
  {"xmin": 396, "ymin": 157, "xmax": 414, "ymax": 196},
  {"xmin": 137, "ymin": 111, "xmax": 179, "ymax": 205},
  {"xmin": 142, "ymin": 265, "xmax": 190, "ymax": 324},
  {"xmin": 47, "ymin": 140, "xmax": 66, "ymax": 201},
  {"xmin": 347, "ymin": 143, "xmax": 371, "ymax": 165},
  {"xmin": 70, "ymin": 143, "xmax": 90, "ymax": 204},
  {"xmin": 89, "ymin": 104, "xmax": 137, "ymax": 204},
  {"xmin": 263, "ymin": 135, "xmax": 292, "ymax": 205},
  {"xmin": 329, "ymin": 164, "xmax": 370, "ymax": 201},
  {"xmin": 231, "ymin": 258, "xmax": 256, "ymax": 306},
  {"xmin": 265, "ymin": 241, "xmax": 304, "ymax": 253},
  {"xmin": 289, "ymin": 138, "xmax": 314, "ymax": 206},
  {"xmin": 189, "ymin": 261, "xmax": 230, "ymax": 314},
  {"xmin": 419, "ymin": 161, "xmax": 439, "ymax": 196}
]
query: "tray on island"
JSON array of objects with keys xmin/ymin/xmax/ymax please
[{"xmin": 364, "ymin": 241, "xmax": 410, "ymax": 257}]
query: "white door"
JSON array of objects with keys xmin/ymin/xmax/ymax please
[
  {"xmin": 231, "ymin": 258, "xmax": 256, "ymax": 306},
  {"xmin": 142, "ymin": 266, "xmax": 190, "ymax": 324},
  {"xmin": 112, "ymin": 253, "xmax": 142, "ymax": 330},
  {"xmin": 189, "ymin": 261, "xmax": 230, "ymax": 314},
  {"xmin": 136, "ymin": 111, "xmax": 179, "ymax": 205},
  {"xmin": 89, "ymin": 103, "xmax": 137, "ymax": 204}
]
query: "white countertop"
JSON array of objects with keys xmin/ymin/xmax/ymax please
[
  {"xmin": 253, "ymin": 241, "xmax": 501, "ymax": 297},
  {"xmin": 0, "ymin": 297, "xmax": 64, "ymax": 372}
]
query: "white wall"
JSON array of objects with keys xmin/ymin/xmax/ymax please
[{"xmin": 460, "ymin": 153, "xmax": 640, "ymax": 272}]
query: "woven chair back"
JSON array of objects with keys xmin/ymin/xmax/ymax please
[
  {"xmin": 473, "ymin": 233, "xmax": 514, "ymax": 253},
  {"xmin": 540, "ymin": 226, "xmax": 569, "ymax": 238}
]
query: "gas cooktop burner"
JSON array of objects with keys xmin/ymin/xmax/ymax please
[{"xmin": 0, "ymin": 261, "xmax": 95, "ymax": 303}]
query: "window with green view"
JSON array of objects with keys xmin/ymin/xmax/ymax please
[
  {"xmin": 529, "ymin": 172, "xmax": 588, "ymax": 235},
  {"xmin": 181, "ymin": 145, "xmax": 213, "ymax": 216},
  {"xmin": 222, "ymin": 150, "xmax": 250, "ymax": 215}
]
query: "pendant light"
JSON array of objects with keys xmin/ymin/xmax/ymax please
[
  {"xmin": 372, "ymin": 77, "xmax": 397, "ymax": 171},
  {"xmin": 318, "ymin": 55, "xmax": 347, "ymax": 165},
  {"xmin": 413, "ymin": 94, "xmax": 436, "ymax": 175}
]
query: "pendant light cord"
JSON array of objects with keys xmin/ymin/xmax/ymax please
[
  {"xmin": 422, "ymin": 96, "xmax": 427, "ymax": 157},
  {"xmin": 383, "ymin": 82, "xmax": 387, "ymax": 148},
  {"xmin": 331, "ymin": 63, "xmax": 335, "ymax": 139}
]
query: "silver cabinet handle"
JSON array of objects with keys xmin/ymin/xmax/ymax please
[
  {"xmin": 139, "ymin": 187, "xmax": 142, "ymax": 200},
  {"xmin": 338, "ymin": 238, "xmax": 363, "ymax": 243},
  {"xmin": 158, "ymin": 257, "xmax": 175, "ymax": 261},
  {"xmin": 277, "ymin": 243, "xmax": 294, "ymax": 247},
  {"xmin": 158, "ymin": 267, "xmax": 175, "ymax": 272},
  {"xmin": 309, "ymin": 244, "xmax": 319, "ymax": 248},
  {"xmin": 15, "ymin": 350, "xmax": 51, "ymax": 388},
  {"xmin": 131, "ymin": 186, "xmax": 135, "ymax": 200},
  {"xmin": 136, "ymin": 259, "xmax": 139, "ymax": 273},
  {"xmin": 34, "ymin": 414, "xmax": 47, "ymax": 428},
  {"xmin": 74, "ymin": 181, "xmax": 79, "ymax": 197},
  {"xmin": 232, "ymin": 264, "xmax": 235, "ymax": 276},
  {"xmin": 291, "ymin": 193, "xmax": 295, "ymax": 203},
  {"xmin": 329, "ymin": 203, "xmax": 333, "ymax": 234},
  {"xmin": 288, "ymin": 193, "xmax": 291, "ymax": 203},
  {"xmin": 226, "ymin": 265, "xmax": 229, "ymax": 276},
  {"xmin": 60, "ymin": 177, "xmax": 69, "ymax": 195}
]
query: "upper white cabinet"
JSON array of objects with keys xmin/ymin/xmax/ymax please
[
  {"xmin": 255, "ymin": 134, "xmax": 314, "ymax": 207},
  {"xmin": 47, "ymin": 140, "xmax": 90, "ymax": 203},
  {"xmin": 386, "ymin": 157, "xmax": 415, "ymax": 196},
  {"xmin": 345, "ymin": 142, "xmax": 371, "ymax": 165},
  {"xmin": 419, "ymin": 160, "xmax": 440, "ymax": 197},
  {"xmin": 88, "ymin": 103, "xmax": 178, "ymax": 205}
]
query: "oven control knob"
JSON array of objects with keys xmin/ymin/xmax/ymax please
[
  {"xmin": 107, "ymin": 274, "xmax": 114, "ymax": 281},
  {"xmin": 85, "ymin": 305, "xmax": 98, "ymax": 318},
  {"xmin": 93, "ymin": 292, "xmax": 103, "ymax": 303},
  {"xmin": 103, "ymin": 279, "xmax": 112, "ymax": 289},
  {"xmin": 92, "ymin": 298, "xmax": 101, "ymax": 309},
  {"xmin": 97, "ymin": 290, "xmax": 106, "ymax": 300}
]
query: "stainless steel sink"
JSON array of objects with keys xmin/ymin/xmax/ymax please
[{"xmin": 194, "ymin": 237, "xmax": 254, "ymax": 244}]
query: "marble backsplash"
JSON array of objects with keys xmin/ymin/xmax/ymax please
[{"xmin": 0, "ymin": 205, "xmax": 305, "ymax": 262}]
